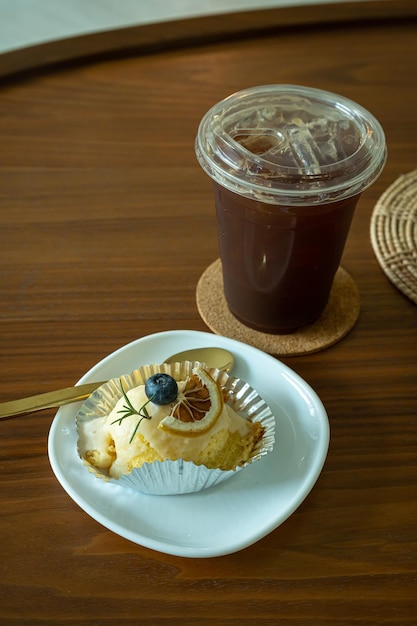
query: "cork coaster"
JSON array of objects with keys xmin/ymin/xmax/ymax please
[
  {"xmin": 196, "ymin": 259, "xmax": 360, "ymax": 356},
  {"xmin": 370, "ymin": 170, "xmax": 417, "ymax": 304}
]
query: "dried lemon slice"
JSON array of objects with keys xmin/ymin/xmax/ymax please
[{"xmin": 158, "ymin": 367, "xmax": 223, "ymax": 436}]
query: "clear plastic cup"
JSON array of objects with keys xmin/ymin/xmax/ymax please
[{"xmin": 195, "ymin": 85, "xmax": 386, "ymax": 334}]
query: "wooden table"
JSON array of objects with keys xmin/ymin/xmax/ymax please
[{"xmin": 1, "ymin": 2, "xmax": 416, "ymax": 624}]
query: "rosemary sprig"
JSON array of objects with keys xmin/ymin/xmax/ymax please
[{"xmin": 111, "ymin": 380, "xmax": 154, "ymax": 444}]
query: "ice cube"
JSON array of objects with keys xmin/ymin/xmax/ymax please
[
  {"xmin": 287, "ymin": 125, "xmax": 322, "ymax": 174},
  {"xmin": 234, "ymin": 133, "xmax": 280, "ymax": 155}
]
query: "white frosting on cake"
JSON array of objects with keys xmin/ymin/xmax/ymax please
[{"xmin": 78, "ymin": 380, "xmax": 253, "ymax": 478}]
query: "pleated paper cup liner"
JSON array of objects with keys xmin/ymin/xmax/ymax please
[
  {"xmin": 370, "ymin": 170, "xmax": 417, "ymax": 304},
  {"xmin": 76, "ymin": 361, "xmax": 275, "ymax": 495}
]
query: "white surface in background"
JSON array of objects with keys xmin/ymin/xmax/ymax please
[{"xmin": 0, "ymin": 0, "xmax": 372, "ymax": 54}]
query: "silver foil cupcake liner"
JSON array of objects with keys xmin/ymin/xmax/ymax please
[{"xmin": 76, "ymin": 361, "xmax": 275, "ymax": 495}]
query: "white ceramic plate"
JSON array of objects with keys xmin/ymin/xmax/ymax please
[{"xmin": 48, "ymin": 330, "xmax": 329, "ymax": 558}]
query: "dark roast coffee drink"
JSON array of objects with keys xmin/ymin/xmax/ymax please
[{"xmin": 196, "ymin": 85, "xmax": 386, "ymax": 333}]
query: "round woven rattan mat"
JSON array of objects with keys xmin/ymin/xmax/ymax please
[
  {"xmin": 196, "ymin": 259, "xmax": 360, "ymax": 356},
  {"xmin": 370, "ymin": 170, "xmax": 417, "ymax": 304}
]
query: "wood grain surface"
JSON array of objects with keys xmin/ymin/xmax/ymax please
[{"xmin": 0, "ymin": 2, "xmax": 416, "ymax": 624}]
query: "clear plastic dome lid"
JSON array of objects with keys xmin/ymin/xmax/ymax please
[{"xmin": 195, "ymin": 85, "xmax": 386, "ymax": 205}]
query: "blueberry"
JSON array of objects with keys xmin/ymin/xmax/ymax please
[{"xmin": 145, "ymin": 373, "xmax": 178, "ymax": 405}]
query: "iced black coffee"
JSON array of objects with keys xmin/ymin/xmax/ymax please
[{"xmin": 196, "ymin": 85, "xmax": 386, "ymax": 334}]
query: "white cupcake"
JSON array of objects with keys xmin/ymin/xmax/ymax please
[{"xmin": 76, "ymin": 361, "xmax": 275, "ymax": 495}]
